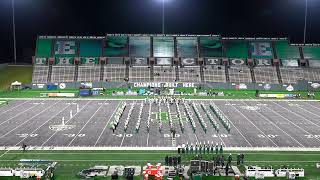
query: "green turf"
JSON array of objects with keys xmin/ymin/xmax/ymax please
[
  {"xmin": 0, "ymin": 151, "xmax": 320, "ymax": 180},
  {"xmin": 0, "ymin": 65, "xmax": 33, "ymax": 90},
  {"xmin": 1, "ymin": 88, "xmax": 320, "ymax": 100}
]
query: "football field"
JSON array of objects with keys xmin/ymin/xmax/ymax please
[{"xmin": 0, "ymin": 99, "xmax": 320, "ymax": 149}]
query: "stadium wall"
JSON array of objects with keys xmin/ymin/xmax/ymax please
[{"xmin": 31, "ymin": 80, "xmax": 318, "ymax": 92}]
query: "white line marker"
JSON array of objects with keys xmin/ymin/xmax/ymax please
[
  {"xmin": 213, "ymin": 101, "xmax": 253, "ymax": 147},
  {"xmin": 67, "ymin": 101, "xmax": 105, "ymax": 146},
  {"xmin": 94, "ymin": 101, "xmax": 121, "ymax": 146},
  {"xmin": 0, "ymin": 101, "xmax": 60, "ymax": 138},
  {"xmin": 40, "ymin": 101, "xmax": 91, "ymax": 147}
]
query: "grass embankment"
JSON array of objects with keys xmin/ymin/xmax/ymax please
[
  {"xmin": 0, "ymin": 150, "xmax": 320, "ymax": 180},
  {"xmin": 0, "ymin": 65, "xmax": 33, "ymax": 90}
]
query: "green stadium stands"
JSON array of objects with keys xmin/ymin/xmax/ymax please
[
  {"xmin": 129, "ymin": 37, "xmax": 151, "ymax": 57},
  {"xmin": 153, "ymin": 37, "xmax": 174, "ymax": 57},
  {"xmin": 250, "ymin": 42, "xmax": 273, "ymax": 59},
  {"xmin": 199, "ymin": 37, "xmax": 223, "ymax": 57},
  {"xmin": 177, "ymin": 37, "xmax": 198, "ymax": 58},
  {"xmin": 79, "ymin": 40, "xmax": 102, "ymax": 57},
  {"xmin": 275, "ymin": 40, "xmax": 300, "ymax": 59},
  {"xmin": 225, "ymin": 40, "xmax": 248, "ymax": 58},
  {"xmin": 105, "ymin": 36, "xmax": 129, "ymax": 57},
  {"xmin": 54, "ymin": 40, "xmax": 78, "ymax": 57},
  {"xmin": 36, "ymin": 39, "xmax": 53, "ymax": 57},
  {"xmin": 302, "ymin": 46, "xmax": 320, "ymax": 59}
]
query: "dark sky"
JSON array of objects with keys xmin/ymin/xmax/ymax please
[{"xmin": 0, "ymin": 0, "xmax": 319, "ymax": 64}]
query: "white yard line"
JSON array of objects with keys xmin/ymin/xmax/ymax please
[
  {"xmin": 4, "ymin": 152, "xmax": 320, "ymax": 156},
  {"xmin": 40, "ymin": 101, "xmax": 92, "ymax": 147},
  {"xmin": 0, "ymin": 101, "xmax": 60, "ymax": 138},
  {"xmin": 67, "ymin": 101, "xmax": 105, "ymax": 146},
  {"xmin": 0, "ymin": 100, "xmax": 74, "ymax": 159},
  {"xmin": 200, "ymin": 103, "xmax": 226, "ymax": 147},
  {"xmin": 0, "ymin": 100, "xmax": 29, "ymax": 115},
  {"xmin": 272, "ymin": 101, "xmax": 320, "ymax": 130},
  {"xmin": 2, "ymin": 146, "xmax": 320, "ymax": 151},
  {"xmin": 242, "ymin": 100, "xmax": 305, "ymax": 147},
  {"xmin": 13, "ymin": 100, "xmax": 77, "ymax": 146},
  {"xmin": 212, "ymin": 101, "xmax": 253, "ymax": 147},
  {"xmin": 146, "ymin": 133, "xmax": 150, "ymax": 147},
  {"xmin": 119, "ymin": 101, "xmax": 136, "ymax": 147},
  {"xmin": 94, "ymin": 101, "xmax": 121, "ymax": 146},
  {"xmin": 290, "ymin": 103, "xmax": 320, "ymax": 124},
  {"xmin": 301, "ymin": 101, "xmax": 320, "ymax": 111},
  {"xmin": 264, "ymin": 103, "xmax": 320, "ymax": 143},
  {"xmin": 231, "ymin": 100, "xmax": 278, "ymax": 147},
  {"xmin": 0, "ymin": 101, "xmax": 41, "ymax": 127}
]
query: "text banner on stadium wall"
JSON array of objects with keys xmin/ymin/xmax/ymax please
[
  {"xmin": 254, "ymin": 59, "xmax": 272, "ymax": 66},
  {"xmin": 156, "ymin": 58, "xmax": 172, "ymax": 65},
  {"xmin": 35, "ymin": 58, "xmax": 47, "ymax": 65},
  {"xmin": 55, "ymin": 57, "xmax": 74, "ymax": 65},
  {"xmin": 250, "ymin": 42, "xmax": 273, "ymax": 59},
  {"xmin": 181, "ymin": 58, "xmax": 197, "ymax": 66},
  {"xmin": 229, "ymin": 59, "xmax": 246, "ymax": 66},
  {"xmin": 204, "ymin": 58, "xmax": 222, "ymax": 65},
  {"xmin": 281, "ymin": 59, "xmax": 299, "ymax": 67},
  {"xmin": 80, "ymin": 57, "xmax": 99, "ymax": 65},
  {"xmin": 133, "ymin": 82, "xmax": 196, "ymax": 88},
  {"xmin": 132, "ymin": 57, "xmax": 148, "ymax": 65},
  {"xmin": 54, "ymin": 41, "xmax": 77, "ymax": 57}
]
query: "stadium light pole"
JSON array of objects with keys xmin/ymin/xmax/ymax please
[
  {"xmin": 303, "ymin": 0, "xmax": 308, "ymax": 44},
  {"xmin": 162, "ymin": 0, "xmax": 165, "ymax": 34},
  {"xmin": 12, "ymin": 0, "xmax": 17, "ymax": 64}
]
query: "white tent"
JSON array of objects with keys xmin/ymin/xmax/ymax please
[{"xmin": 11, "ymin": 81, "xmax": 22, "ymax": 90}]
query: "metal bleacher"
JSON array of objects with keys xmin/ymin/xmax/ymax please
[
  {"xmin": 51, "ymin": 65, "xmax": 75, "ymax": 83},
  {"xmin": 228, "ymin": 66, "xmax": 252, "ymax": 83},
  {"xmin": 203, "ymin": 65, "xmax": 226, "ymax": 83},
  {"xmin": 104, "ymin": 64, "xmax": 126, "ymax": 82},
  {"xmin": 153, "ymin": 66, "xmax": 176, "ymax": 82},
  {"xmin": 32, "ymin": 65, "xmax": 49, "ymax": 83},
  {"xmin": 129, "ymin": 66, "xmax": 151, "ymax": 82},
  {"xmin": 179, "ymin": 67, "xmax": 201, "ymax": 82},
  {"xmin": 77, "ymin": 65, "xmax": 101, "ymax": 82},
  {"xmin": 253, "ymin": 66, "xmax": 278, "ymax": 84},
  {"xmin": 280, "ymin": 67, "xmax": 320, "ymax": 84}
]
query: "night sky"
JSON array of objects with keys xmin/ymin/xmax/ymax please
[{"xmin": 0, "ymin": 0, "xmax": 319, "ymax": 64}]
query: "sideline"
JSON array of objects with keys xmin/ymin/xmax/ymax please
[
  {"xmin": 1, "ymin": 146, "xmax": 320, "ymax": 151},
  {"xmin": 0, "ymin": 98, "xmax": 319, "ymax": 102}
]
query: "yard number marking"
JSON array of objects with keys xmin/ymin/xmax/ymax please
[
  {"xmin": 64, "ymin": 134, "xmax": 86, "ymax": 138},
  {"xmin": 16, "ymin": 134, "xmax": 38, "ymax": 138}
]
